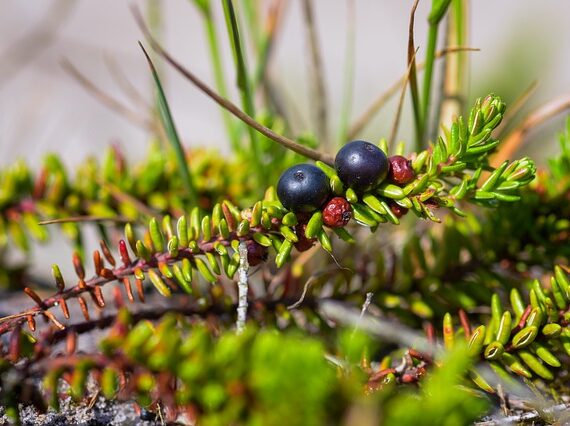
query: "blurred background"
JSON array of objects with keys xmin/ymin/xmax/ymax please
[
  {"xmin": 0, "ymin": 0, "xmax": 569, "ymax": 277},
  {"xmin": 1, "ymin": 0, "xmax": 569, "ymax": 168}
]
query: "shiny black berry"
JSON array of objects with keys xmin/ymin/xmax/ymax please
[
  {"xmin": 277, "ymin": 164, "xmax": 330, "ymax": 212},
  {"xmin": 335, "ymin": 140, "xmax": 389, "ymax": 192}
]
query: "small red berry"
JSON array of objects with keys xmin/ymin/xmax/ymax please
[
  {"xmin": 389, "ymin": 201, "xmax": 408, "ymax": 218},
  {"xmin": 294, "ymin": 223, "xmax": 316, "ymax": 252},
  {"xmin": 246, "ymin": 240, "xmax": 268, "ymax": 266},
  {"xmin": 322, "ymin": 197, "xmax": 352, "ymax": 228},
  {"xmin": 387, "ymin": 155, "xmax": 415, "ymax": 185}
]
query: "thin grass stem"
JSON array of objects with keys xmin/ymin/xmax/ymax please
[
  {"xmin": 61, "ymin": 59, "xmax": 154, "ymax": 131},
  {"xmin": 133, "ymin": 5, "xmax": 334, "ymax": 164},
  {"xmin": 139, "ymin": 43, "xmax": 199, "ymax": 205},
  {"xmin": 253, "ymin": 0, "xmax": 286, "ymax": 89},
  {"xmin": 195, "ymin": 1, "xmax": 241, "ymax": 151},
  {"xmin": 407, "ymin": 0, "xmax": 422, "ymax": 152},
  {"xmin": 347, "ymin": 46, "xmax": 478, "ymax": 140},
  {"xmin": 420, "ymin": 23, "xmax": 439, "ymax": 144},
  {"xmin": 435, "ymin": 0, "xmax": 468, "ymax": 138},
  {"xmin": 337, "ymin": 0, "xmax": 356, "ymax": 146},
  {"xmin": 147, "ymin": 0, "xmax": 164, "ymax": 126},
  {"xmin": 222, "ymin": 0, "xmax": 263, "ymax": 177},
  {"xmin": 389, "ymin": 48, "xmax": 419, "ymax": 148},
  {"xmin": 302, "ymin": 0, "xmax": 330, "ymax": 149}
]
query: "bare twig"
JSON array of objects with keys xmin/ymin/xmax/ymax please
[
  {"xmin": 407, "ymin": 0, "xmax": 422, "ymax": 151},
  {"xmin": 61, "ymin": 58, "xmax": 154, "ymax": 131},
  {"xmin": 236, "ymin": 241, "xmax": 249, "ymax": 334},
  {"xmin": 0, "ymin": 0, "xmax": 75, "ymax": 88},
  {"xmin": 104, "ymin": 53, "xmax": 152, "ymax": 110},
  {"xmin": 287, "ymin": 276, "xmax": 316, "ymax": 310},
  {"xmin": 255, "ymin": 1, "xmax": 291, "ymax": 128},
  {"xmin": 131, "ymin": 5, "xmax": 334, "ymax": 165},
  {"xmin": 98, "ymin": 180, "xmax": 158, "ymax": 219},
  {"xmin": 359, "ymin": 292, "xmax": 374, "ymax": 320},
  {"xmin": 255, "ymin": 0, "xmax": 287, "ymax": 87},
  {"xmin": 389, "ymin": 48, "xmax": 419, "ymax": 147},
  {"xmin": 39, "ymin": 215, "xmax": 132, "ymax": 225},
  {"xmin": 337, "ymin": 0, "xmax": 356, "ymax": 144},
  {"xmin": 301, "ymin": 0, "xmax": 330, "ymax": 148},
  {"xmin": 436, "ymin": 2, "xmax": 469, "ymax": 140},
  {"xmin": 347, "ymin": 46, "xmax": 479, "ymax": 140},
  {"xmin": 494, "ymin": 80, "xmax": 538, "ymax": 137},
  {"xmin": 491, "ymin": 94, "xmax": 570, "ymax": 167}
]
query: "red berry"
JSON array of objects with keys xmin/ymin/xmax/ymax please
[
  {"xmin": 389, "ymin": 201, "xmax": 408, "ymax": 218},
  {"xmin": 322, "ymin": 197, "xmax": 352, "ymax": 228},
  {"xmin": 387, "ymin": 155, "xmax": 415, "ymax": 185},
  {"xmin": 294, "ymin": 223, "xmax": 316, "ymax": 252},
  {"xmin": 246, "ymin": 240, "xmax": 268, "ymax": 266}
]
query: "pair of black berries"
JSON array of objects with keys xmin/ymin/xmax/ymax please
[{"xmin": 277, "ymin": 140, "xmax": 413, "ymax": 214}]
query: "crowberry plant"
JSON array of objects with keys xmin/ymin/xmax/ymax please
[{"xmin": 0, "ymin": 2, "xmax": 567, "ymax": 425}]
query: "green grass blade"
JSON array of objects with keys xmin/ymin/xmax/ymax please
[
  {"xmin": 222, "ymin": 0, "xmax": 263, "ymax": 178},
  {"xmin": 407, "ymin": 0, "xmax": 423, "ymax": 152},
  {"xmin": 190, "ymin": 0, "xmax": 240, "ymax": 152},
  {"xmin": 139, "ymin": 42, "xmax": 198, "ymax": 205},
  {"xmin": 434, "ymin": 0, "xmax": 468, "ymax": 139},
  {"xmin": 337, "ymin": 0, "xmax": 356, "ymax": 146},
  {"xmin": 420, "ymin": 0, "xmax": 452, "ymax": 144},
  {"xmin": 147, "ymin": 0, "xmax": 163, "ymax": 124},
  {"xmin": 420, "ymin": 23, "xmax": 440, "ymax": 143}
]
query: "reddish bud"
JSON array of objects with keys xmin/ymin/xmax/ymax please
[
  {"xmin": 72, "ymin": 252, "xmax": 85, "ymax": 280},
  {"xmin": 122, "ymin": 277, "xmax": 135, "ymax": 303},
  {"xmin": 78, "ymin": 296, "xmax": 90, "ymax": 320},
  {"xmin": 389, "ymin": 202, "xmax": 408, "ymax": 218},
  {"xmin": 294, "ymin": 223, "xmax": 316, "ymax": 252},
  {"xmin": 26, "ymin": 315, "xmax": 36, "ymax": 332},
  {"xmin": 118, "ymin": 239, "xmax": 132, "ymax": 266},
  {"xmin": 246, "ymin": 240, "xmax": 268, "ymax": 266},
  {"xmin": 59, "ymin": 297, "xmax": 70, "ymax": 319},
  {"xmin": 135, "ymin": 278, "xmax": 145, "ymax": 303},
  {"xmin": 387, "ymin": 155, "xmax": 415, "ymax": 185},
  {"xmin": 93, "ymin": 250, "xmax": 103, "ymax": 276},
  {"xmin": 322, "ymin": 197, "xmax": 352, "ymax": 228},
  {"xmin": 99, "ymin": 240, "xmax": 116, "ymax": 267}
]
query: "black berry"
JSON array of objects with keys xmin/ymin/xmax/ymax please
[
  {"xmin": 335, "ymin": 140, "xmax": 389, "ymax": 192},
  {"xmin": 322, "ymin": 197, "xmax": 352, "ymax": 228},
  {"xmin": 277, "ymin": 164, "xmax": 330, "ymax": 212},
  {"xmin": 387, "ymin": 155, "xmax": 415, "ymax": 185}
]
